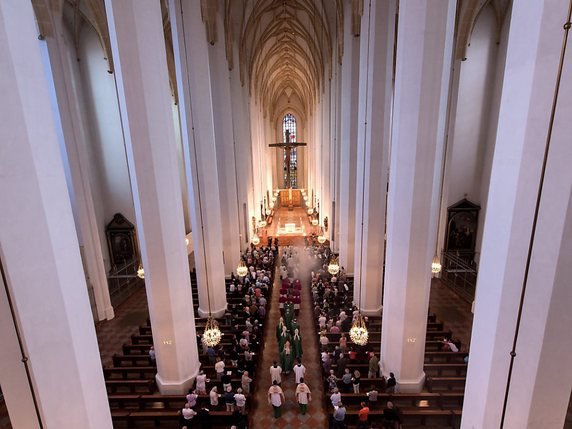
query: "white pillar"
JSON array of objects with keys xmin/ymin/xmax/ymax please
[
  {"xmin": 105, "ymin": 0, "xmax": 200, "ymax": 393},
  {"xmin": 353, "ymin": 0, "xmax": 395, "ymax": 316},
  {"xmin": 169, "ymin": 0, "xmax": 227, "ymax": 317},
  {"xmin": 0, "ymin": 1, "xmax": 113, "ymax": 426},
  {"xmin": 381, "ymin": 0, "xmax": 456, "ymax": 393},
  {"xmin": 44, "ymin": 8, "xmax": 114, "ymax": 321},
  {"xmin": 208, "ymin": 11, "xmax": 241, "ymax": 273},
  {"xmin": 230, "ymin": 43, "xmax": 253, "ymax": 251},
  {"xmin": 462, "ymin": 1, "xmax": 572, "ymax": 427},
  {"xmin": 338, "ymin": 0, "xmax": 360, "ymax": 273}
]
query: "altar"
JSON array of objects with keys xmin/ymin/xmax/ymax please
[{"xmin": 276, "ymin": 220, "xmax": 306, "ymax": 236}]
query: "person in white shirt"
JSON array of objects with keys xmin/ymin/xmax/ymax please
[
  {"xmin": 181, "ymin": 402, "xmax": 197, "ymax": 424},
  {"xmin": 267, "ymin": 381, "xmax": 285, "ymax": 418},
  {"xmin": 293, "ymin": 360, "xmax": 306, "ymax": 384},
  {"xmin": 195, "ymin": 370, "xmax": 208, "ymax": 395},
  {"xmin": 209, "ymin": 386, "xmax": 220, "ymax": 407},
  {"xmin": 270, "ymin": 361, "xmax": 282, "ymax": 384},
  {"xmin": 234, "ymin": 388, "xmax": 247, "ymax": 414},
  {"xmin": 214, "ymin": 357, "xmax": 225, "ymax": 379},
  {"xmin": 320, "ymin": 332, "xmax": 330, "ymax": 351},
  {"xmin": 241, "ymin": 370, "xmax": 253, "ymax": 394},
  {"xmin": 330, "ymin": 387, "xmax": 341, "ymax": 407},
  {"xmin": 295, "ymin": 378, "xmax": 312, "ymax": 415}
]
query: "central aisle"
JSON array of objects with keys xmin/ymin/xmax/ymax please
[{"xmin": 250, "ymin": 247, "xmax": 328, "ymax": 428}]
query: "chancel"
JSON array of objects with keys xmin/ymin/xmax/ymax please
[{"xmin": 1, "ymin": 1, "xmax": 571, "ymax": 429}]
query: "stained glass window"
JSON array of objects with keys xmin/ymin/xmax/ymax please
[{"xmin": 282, "ymin": 113, "xmax": 297, "ymax": 188}]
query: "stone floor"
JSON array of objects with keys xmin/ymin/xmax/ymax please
[
  {"xmin": 428, "ymin": 278, "xmax": 474, "ymax": 352},
  {"xmin": 250, "ymin": 249, "xmax": 328, "ymax": 428}
]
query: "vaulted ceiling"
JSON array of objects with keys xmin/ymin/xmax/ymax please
[{"xmin": 238, "ymin": 0, "xmax": 334, "ymax": 121}]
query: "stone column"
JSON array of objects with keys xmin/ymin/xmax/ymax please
[
  {"xmin": 208, "ymin": 10, "xmax": 241, "ymax": 273},
  {"xmin": 381, "ymin": 0, "xmax": 456, "ymax": 392},
  {"xmin": 44, "ymin": 7, "xmax": 114, "ymax": 321},
  {"xmin": 105, "ymin": 0, "xmax": 200, "ymax": 393},
  {"xmin": 338, "ymin": 0, "xmax": 360, "ymax": 273},
  {"xmin": 169, "ymin": 0, "xmax": 227, "ymax": 317},
  {"xmin": 352, "ymin": 0, "xmax": 395, "ymax": 316},
  {"xmin": 0, "ymin": 1, "xmax": 113, "ymax": 426},
  {"xmin": 462, "ymin": 1, "xmax": 572, "ymax": 427}
]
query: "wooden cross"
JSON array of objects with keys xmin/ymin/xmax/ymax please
[{"xmin": 269, "ymin": 129, "xmax": 307, "ymax": 188}]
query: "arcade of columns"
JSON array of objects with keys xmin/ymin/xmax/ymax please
[{"xmin": 0, "ymin": 1, "xmax": 571, "ymax": 428}]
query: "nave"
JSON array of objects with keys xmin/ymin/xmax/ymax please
[{"xmin": 84, "ymin": 234, "xmax": 476, "ymax": 429}]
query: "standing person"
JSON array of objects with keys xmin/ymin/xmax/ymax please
[
  {"xmin": 241, "ymin": 371, "xmax": 253, "ymax": 394},
  {"xmin": 330, "ymin": 387, "xmax": 342, "ymax": 407},
  {"xmin": 332, "ymin": 403, "xmax": 346, "ymax": 429},
  {"xmin": 293, "ymin": 359, "xmax": 306, "ymax": 384},
  {"xmin": 295, "ymin": 378, "xmax": 312, "ymax": 415},
  {"xmin": 209, "ymin": 386, "xmax": 220, "ymax": 408},
  {"xmin": 336, "ymin": 353, "xmax": 349, "ymax": 378},
  {"xmin": 214, "ymin": 357, "xmax": 225, "ymax": 380},
  {"xmin": 339, "ymin": 333, "xmax": 348, "ymax": 354},
  {"xmin": 185, "ymin": 389, "xmax": 198, "ymax": 408},
  {"xmin": 270, "ymin": 361, "xmax": 282, "ymax": 385},
  {"xmin": 224, "ymin": 386, "xmax": 235, "ymax": 412},
  {"xmin": 221, "ymin": 371, "xmax": 232, "ymax": 392},
  {"xmin": 383, "ymin": 401, "xmax": 401, "ymax": 429},
  {"xmin": 292, "ymin": 328, "xmax": 303, "ymax": 358},
  {"xmin": 280, "ymin": 340, "xmax": 294, "ymax": 374},
  {"xmin": 267, "ymin": 381, "xmax": 285, "ymax": 419},
  {"xmin": 341, "ymin": 368, "xmax": 353, "ymax": 393},
  {"xmin": 352, "ymin": 369, "xmax": 361, "ymax": 393},
  {"xmin": 386, "ymin": 372, "xmax": 397, "ymax": 393},
  {"xmin": 195, "ymin": 370, "xmax": 208, "ymax": 395},
  {"xmin": 366, "ymin": 387, "xmax": 379, "ymax": 409},
  {"xmin": 278, "ymin": 326, "xmax": 291, "ymax": 353},
  {"xmin": 180, "ymin": 402, "xmax": 197, "ymax": 428},
  {"xmin": 234, "ymin": 388, "xmax": 247, "ymax": 415},
  {"xmin": 358, "ymin": 401, "xmax": 370, "ymax": 429},
  {"xmin": 368, "ymin": 352, "xmax": 379, "ymax": 378}
]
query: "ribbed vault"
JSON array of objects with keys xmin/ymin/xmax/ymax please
[{"xmin": 239, "ymin": 0, "xmax": 333, "ymax": 120}]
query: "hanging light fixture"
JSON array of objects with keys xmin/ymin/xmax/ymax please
[
  {"xmin": 236, "ymin": 259, "xmax": 248, "ymax": 277},
  {"xmin": 349, "ymin": 314, "xmax": 369, "ymax": 346},
  {"xmin": 265, "ymin": 208, "xmax": 272, "ymax": 216},
  {"xmin": 137, "ymin": 263, "xmax": 145, "ymax": 279},
  {"xmin": 328, "ymin": 255, "xmax": 340, "ymax": 275},
  {"xmin": 431, "ymin": 254, "xmax": 442, "ymax": 274},
  {"xmin": 251, "ymin": 234, "xmax": 260, "ymax": 246},
  {"xmin": 202, "ymin": 316, "xmax": 222, "ymax": 347},
  {"xmin": 317, "ymin": 232, "xmax": 327, "ymax": 244},
  {"xmin": 303, "ymin": 195, "xmax": 308, "ymax": 201},
  {"xmin": 258, "ymin": 219, "xmax": 267, "ymax": 228},
  {"xmin": 307, "ymin": 207, "xmax": 313, "ymax": 215}
]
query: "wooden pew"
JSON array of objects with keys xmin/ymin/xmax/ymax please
[
  {"xmin": 424, "ymin": 352, "xmax": 468, "ymax": 364},
  {"xmin": 104, "ymin": 366, "xmax": 156, "ymax": 379},
  {"xmin": 426, "ymin": 377, "xmax": 466, "ymax": 392},
  {"xmin": 106, "ymin": 379, "xmax": 155, "ymax": 394},
  {"xmin": 424, "ymin": 363, "xmax": 468, "ymax": 377}
]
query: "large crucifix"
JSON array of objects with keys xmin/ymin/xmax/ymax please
[{"xmin": 269, "ymin": 129, "xmax": 307, "ymax": 188}]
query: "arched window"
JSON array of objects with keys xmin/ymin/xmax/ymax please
[{"xmin": 282, "ymin": 113, "xmax": 297, "ymax": 188}]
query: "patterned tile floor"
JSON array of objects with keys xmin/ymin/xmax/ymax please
[
  {"xmin": 250, "ymin": 248, "xmax": 328, "ymax": 429},
  {"xmin": 428, "ymin": 278, "xmax": 474, "ymax": 352},
  {"xmin": 95, "ymin": 284, "xmax": 150, "ymax": 367}
]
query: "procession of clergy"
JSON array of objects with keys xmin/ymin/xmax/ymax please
[{"xmin": 267, "ymin": 246, "xmax": 312, "ymax": 418}]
